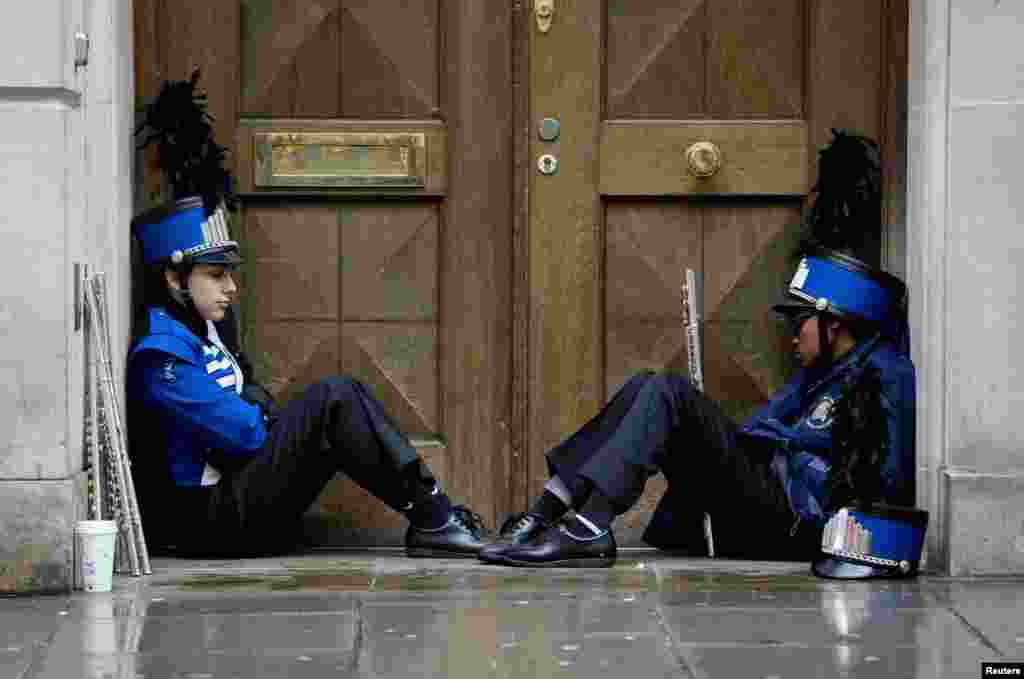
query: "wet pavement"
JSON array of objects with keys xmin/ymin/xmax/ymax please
[{"xmin": 3, "ymin": 551, "xmax": 1022, "ymax": 678}]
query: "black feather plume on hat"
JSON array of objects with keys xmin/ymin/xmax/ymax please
[
  {"xmin": 135, "ymin": 69, "xmax": 237, "ymax": 216},
  {"xmin": 799, "ymin": 129, "xmax": 881, "ymax": 259}
]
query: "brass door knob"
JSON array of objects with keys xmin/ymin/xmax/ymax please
[{"xmin": 685, "ymin": 141, "xmax": 722, "ymax": 179}]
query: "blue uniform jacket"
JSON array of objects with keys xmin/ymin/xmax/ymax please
[
  {"xmin": 738, "ymin": 335, "xmax": 916, "ymax": 525},
  {"xmin": 643, "ymin": 334, "xmax": 915, "ymax": 550},
  {"xmin": 127, "ymin": 307, "xmax": 266, "ymax": 486}
]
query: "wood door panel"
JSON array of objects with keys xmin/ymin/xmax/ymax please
[
  {"xmin": 708, "ymin": 0, "xmax": 804, "ymax": 117},
  {"xmin": 708, "ymin": 321, "xmax": 794, "ymax": 411},
  {"xmin": 240, "ymin": 0, "xmax": 340, "ymax": 117},
  {"xmin": 241, "ymin": 203, "xmax": 439, "ymax": 437},
  {"xmin": 603, "ymin": 201, "xmax": 798, "ymax": 423},
  {"xmin": 257, "ymin": 6, "xmax": 342, "ymax": 118},
  {"xmin": 703, "ymin": 320, "xmax": 791, "ymax": 422},
  {"xmin": 702, "ymin": 201, "xmax": 802, "ymax": 318},
  {"xmin": 340, "ymin": 0, "xmax": 439, "ymax": 117},
  {"xmin": 341, "ymin": 323, "xmax": 438, "ymax": 435},
  {"xmin": 245, "ymin": 321, "xmax": 342, "ymax": 404},
  {"xmin": 243, "ymin": 205, "xmax": 340, "ymax": 322},
  {"xmin": 808, "ymin": 0, "xmax": 885, "ymax": 175},
  {"xmin": 605, "ymin": 201, "xmax": 697, "ymax": 400},
  {"xmin": 606, "ymin": 0, "xmax": 706, "ymax": 118},
  {"xmin": 606, "ymin": 319, "xmax": 686, "ymax": 402},
  {"xmin": 339, "ymin": 204, "xmax": 438, "ymax": 322},
  {"xmin": 240, "ymin": 0, "xmax": 439, "ymax": 119},
  {"xmin": 248, "ymin": 314, "xmax": 442, "ymax": 490},
  {"xmin": 606, "ymin": 202, "xmax": 700, "ymax": 319},
  {"xmin": 245, "ymin": 258, "xmax": 339, "ymax": 323},
  {"xmin": 606, "ymin": 0, "xmax": 805, "ymax": 119}
]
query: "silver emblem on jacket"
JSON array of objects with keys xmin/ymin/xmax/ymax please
[{"xmin": 806, "ymin": 395, "xmax": 835, "ymax": 430}]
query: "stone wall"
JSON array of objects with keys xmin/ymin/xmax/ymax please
[
  {"xmin": 0, "ymin": 0, "xmax": 132, "ymax": 593},
  {"xmin": 908, "ymin": 0, "xmax": 1024, "ymax": 575}
]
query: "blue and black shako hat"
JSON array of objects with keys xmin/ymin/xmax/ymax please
[
  {"xmin": 132, "ymin": 196, "xmax": 241, "ymax": 268},
  {"xmin": 813, "ymin": 504, "xmax": 929, "ymax": 579},
  {"xmin": 773, "ymin": 248, "xmax": 906, "ymax": 327}
]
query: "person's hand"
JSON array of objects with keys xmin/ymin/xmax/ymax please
[{"xmin": 241, "ymin": 382, "xmax": 276, "ymax": 427}]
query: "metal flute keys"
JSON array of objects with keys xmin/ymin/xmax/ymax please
[{"xmin": 682, "ymin": 269, "xmax": 704, "ymax": 392}]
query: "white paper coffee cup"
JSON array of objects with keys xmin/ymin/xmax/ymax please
[{"xmin": 75, "ymin": 520, "xmax": 118, "ymax": 592}]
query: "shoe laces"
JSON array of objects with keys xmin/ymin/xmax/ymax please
[
  {"xmin": 450, "ymin": 505, "xmax": 484, "ymax": 537},
  {"xmin": 498, "ymin": 512, "xmax": 530, "ymax": 537},
  {"xmin": 558, "ymin": 516, "xmax": 608, "ymax": 540}
]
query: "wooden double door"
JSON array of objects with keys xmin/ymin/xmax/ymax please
[{"xmin": 135, "ymin": 0, "xmax": 906, "ymax": 545}]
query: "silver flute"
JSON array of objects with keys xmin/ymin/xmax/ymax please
[
  {"xmin": 83, "ymin": 266, "xmax": 104, "ymax": 522},
  {"xmin": 681, "ymin": 269, "xmax": 715, "ymax": 557},
  {"xmin": 86, "ymin": 272, "xmax": 151, "ymax": 575},
  {"xmin": 682, "ymin": 268, "xmax": 705, "ymax": 392}
]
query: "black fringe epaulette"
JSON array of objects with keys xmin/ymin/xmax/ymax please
[
  {"xmin": 135, "ymin": 69, "xmax": 237, "ymax": 215},
  {"xmin": 825, "ymin": 364, "xmax": 889, "ymax": 510}
]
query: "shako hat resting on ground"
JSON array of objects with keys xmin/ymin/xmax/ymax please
[{"xmin": 813, "ymin": 504, "xmax": 928, "ymax": 579}]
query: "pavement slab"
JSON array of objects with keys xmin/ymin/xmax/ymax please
[{"xmin": 1, "ymin": 551, "xmax": 1020, "ymax": 678}]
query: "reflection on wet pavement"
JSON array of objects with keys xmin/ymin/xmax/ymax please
[{"xmin": 2, "ymin": 552, "xmax": 1018, "ymax": 678}]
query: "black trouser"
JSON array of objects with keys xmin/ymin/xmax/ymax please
[
  {"xmin": 175, "ymin": 377, "xmax": 431, "ymax": 556},
  {"xmin": 546, "ymin": 371, "xmax": 820, "ymax": 561}
]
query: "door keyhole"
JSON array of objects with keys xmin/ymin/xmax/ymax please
[{"xmin": 538, "ymin": 154, "xmax": 558, "ymax": 175}]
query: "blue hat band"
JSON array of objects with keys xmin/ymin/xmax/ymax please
[
  {"xmin": 789, "ymin": 255, "xmax": 896, "ymax": 323},
  {"xmin": 821, "ymin": 506, "xmax": 927, "ymax": 571}
]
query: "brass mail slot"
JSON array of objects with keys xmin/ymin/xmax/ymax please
[{"xmin": 254, "ymin": 132, "xmax": 427, "ymax": 188}]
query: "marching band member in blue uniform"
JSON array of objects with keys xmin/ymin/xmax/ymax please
[
  {"xmin": 127, "ymin": 198, "xmax": 485, "ymax": 558},
  {"xmin": 481, "ymin": 132, "xmax": 921, "ymax": 575},
  {"xmin": 480, "ymin": 249, "xmax": 915, "ymax": 571}
]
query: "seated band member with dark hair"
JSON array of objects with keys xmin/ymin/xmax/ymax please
[
  {"xmin": 481, "ymin": 132, "xmax": 916, "ymax": 573},
  {"xmin": 127, "ymin": 198, "xmax": 485, "ymax": 558},
  {"xmin": 480, "ymin": 249, "xmax": 914, "ymax": 569}
]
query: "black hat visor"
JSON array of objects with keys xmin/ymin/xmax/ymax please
[
  {"xmin": 812, "ymin": 556, "xmax": 910, "ymax": 580},
  {"xmin": 191, "ymin": 247, "xmax": 242, "ymax": 267}
]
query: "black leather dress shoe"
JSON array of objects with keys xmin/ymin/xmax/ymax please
[
  {"xmin": 405, "ymin": 505, "xmax": 486, "ymax": 558},
  {"xmin": 478, "ymin": 520, "xmax": 616, "ymax": 568},
  {"xmin": 478, "ymin": 512, "xmax": 550, "ymax": 561}
]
